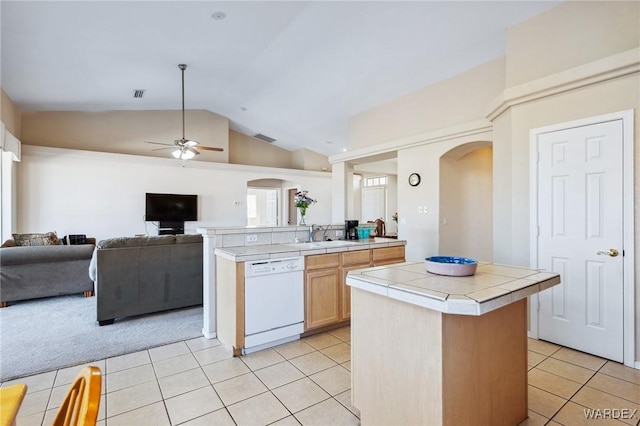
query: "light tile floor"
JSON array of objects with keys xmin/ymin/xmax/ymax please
[{"xmin": 3, "ymin": 326, "xmax": 640, "ymax": 425}]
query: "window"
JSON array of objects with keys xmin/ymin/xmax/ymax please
[
  {"xmin": 247, "ymin": 194, "xmax": 257, "ymax": 218},
  {"xmin": 364, "ymin": 176, "xmax": 387, "ymax": 187}
]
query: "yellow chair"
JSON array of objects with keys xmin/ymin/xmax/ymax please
[
  {"xmin": 52, "ymin": 366, "xmax": 102, "ymax": 426},
  {"xmin": 0, "ymin": 383, "xmax": 27, "ymax": 426}
]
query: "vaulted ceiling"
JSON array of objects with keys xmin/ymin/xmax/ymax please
[{"xmin": 1, "ymin": 1, "xmax": 559, "ymax": 156}]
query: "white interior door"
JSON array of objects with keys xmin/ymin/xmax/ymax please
[
  {"xmin": 536, "ymin": 119, "xmax": 624, "ymax": 362},
  {"xmin": 362, "ymin": 186, "xmax": 385, "ymax": 222}
]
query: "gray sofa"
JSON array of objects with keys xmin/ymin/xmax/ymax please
[
  {"xmin": 0, "ymin": 240, "xmax": 96, "ymax": 306},
  {"xmin": 89, "ymin": 234, "xmax": 203, "ymax": 325}
]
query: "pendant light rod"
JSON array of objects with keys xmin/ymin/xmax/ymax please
[{"xmin": 179, "ymin": 63, "xmax": 187, "ymax": 141}]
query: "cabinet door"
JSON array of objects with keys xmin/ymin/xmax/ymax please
[
  {"xmin": 341, "ymin": 250, "xmax": 371, "ymax": 267},
  {"xmin": 306, "ymin": 253, "xmax": 340, "ymax": 270},
  {"xmin": 340, "ymin": 251, "xmax": 372, "ymax": 321},
  {"xmin": 372, "ymin": 246, "xmax": 405, "ymax": 266},
  {"xmin": 340, "ymin": 265, "xmax": 368, "ymax": 320},
  {"xmin": 305, "ymin": 269, "xmax": 340, "ymax": 330}
]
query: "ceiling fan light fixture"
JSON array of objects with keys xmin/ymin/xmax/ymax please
[
  {"xmin": 172, "ymin": 148, "xmax": 196, "ymax": 160},
  {"xmin": 182, "ymin": 150, "xmax": 196, "ymax": 160},
  {"xmin": 145, "ymin": 64, "xmax": 223, "ymax": 159}
]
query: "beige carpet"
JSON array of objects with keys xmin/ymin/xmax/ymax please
[{"xmin": 0, "ymin": 294, "xmax": 203, "ymax": 381}]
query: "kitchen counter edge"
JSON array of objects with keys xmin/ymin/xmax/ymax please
[{"xmin": 214, "ymin": 239, "xmax": 406, "ymax": 262}]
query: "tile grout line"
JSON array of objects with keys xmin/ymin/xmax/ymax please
[
  {"xmin": 187, "ymin": 339, "xmax": 235, "ymax": 426},
  {"xmin": 530, "ymin": 348, "xmax": 633, "ymax": 425},
  {"xmin": 20, "ymin": 331, "xmax": 636, "ymax": 426},
  {"xmin": 230, "ymin": 337, "xmax": 358, "ymax": 424}
]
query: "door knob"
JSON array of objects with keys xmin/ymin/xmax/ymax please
[{"xmin": 596, "ymin": 248, "xmax": 619, "ymax": 257}]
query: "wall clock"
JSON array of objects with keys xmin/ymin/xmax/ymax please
[{"xmin": 408, "ymin": 173, "xmax": 421, "ymax": 187}]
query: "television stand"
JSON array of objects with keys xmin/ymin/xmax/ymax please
[{"xmin": 158, "ymin": 221, "xmax": 184, "ymax": 235}]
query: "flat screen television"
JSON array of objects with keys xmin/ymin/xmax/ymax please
[{"xmin": 145, "ymin": 193, "xmax": 198, "ymax": 222}]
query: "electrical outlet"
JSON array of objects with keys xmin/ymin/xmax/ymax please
[
  {"xmin": 423, "ymin": 206, "xmax": 429, "ymax": 214},
  {"xmin": 336, "ymin": 230, "xmax": 344, "ymax": 238},
  {"xmin": 418, "ymin": 206, "xmax": 423, "ymax": 214},
  {"xmin": 246, "ymin": 234, "xmax": 258, "ymax": 243}
]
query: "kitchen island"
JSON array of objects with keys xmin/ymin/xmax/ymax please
[{"xmin": 346, "ymin": 261, "xmax": 560, "ymax": 426}]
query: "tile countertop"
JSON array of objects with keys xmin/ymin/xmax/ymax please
[
  {"xmin": 214, "ymin": 238, "xmax": 406, "ymax": 262},
  {"xmin": 346, "ymin": 261, "xmax": 560, "ymax": 316}
]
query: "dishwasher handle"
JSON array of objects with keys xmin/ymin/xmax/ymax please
[{"xmin": 245, "ymin": 257, "xmax": 304, "ymax": 277}]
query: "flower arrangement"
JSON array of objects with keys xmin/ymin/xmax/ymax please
[
  {"xmin": 294, "ymin": 191, "xmax": 316, "ymax": 225},
  {"xmin": 294, "ymin": 190, "xmax": 317, "ymax": 217},
  {"xmin": 392, "ymin": 212, "xmax": 398, "ymax": 222}
]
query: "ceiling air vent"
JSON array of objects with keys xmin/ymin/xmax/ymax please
[
  {"xmin": 254, "ymin": 133, "xmax": 276, "ymax": 143},
  {"xmin": 133, "ymin": 89, "xmax": 146, "ymax": 99}
]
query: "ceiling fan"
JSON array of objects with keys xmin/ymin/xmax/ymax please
[{"xmin": 145, "ymin": 64, "xmax": 223, "ymax": 160}]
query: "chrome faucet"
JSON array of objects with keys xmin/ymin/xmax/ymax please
[
  {"xmin": 310, "ymin": 224, "xmax": 330, "ymax": 242},
  {"xmin": 321, "ymin": 225, "xmax": 330, "ymax": 241}
]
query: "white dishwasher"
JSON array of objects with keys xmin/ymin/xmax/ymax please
[{"xmin": 244, "ymin": 256, "xmax": 304, "ymax": 354}]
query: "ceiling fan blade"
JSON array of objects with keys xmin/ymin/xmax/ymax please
[
  {"xmin": 183, "ymin": 140, "xmax": 199, "ymax": 147},
  {"xmin": 186, "ymin": 146, "xmax": 200, "ymax": 156},
  {"xmin": 151, "ymin": 147, "xmax": 174, "ymax": 151},
  {"xmin": 196, "ymin": 146, "xmax": 224, "ymax": 152},
  {"xmin": 144, "ymin": 141, "xmax": 172, "ymax": 146}
]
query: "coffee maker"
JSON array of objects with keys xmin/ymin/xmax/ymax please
[{"xmin": 345, "ymin": 220, "xmax": 359, "ymax": 240}]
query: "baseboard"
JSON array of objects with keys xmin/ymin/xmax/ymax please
[{"xmin": 201, "ymin": 328, "xmax": 217, "ymax": 340}]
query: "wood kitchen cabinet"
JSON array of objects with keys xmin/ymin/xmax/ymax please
[
  {"xmin": 372, "ymin": 246, "xmax": 405, "ymax": 266},
  {"xmin": 339, "ymin": 250, "xmax": 372, "ymax": 320},
  {"xmin": 305, "ymin": 254, "xmax": 340, "ymax": 331},
  {"xmin": 304, "ymin": 246, "xmax": 405, "ymax": 332},
  {"xmin": 215, "ymin": 255, "xmax": 245, "ymax": 356},
  {"xmin": 305, "ymin": 268, "xmax": 340, "ymax": 330}
]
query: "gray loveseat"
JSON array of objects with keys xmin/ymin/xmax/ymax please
[
  {"xmin": 89, "ymin": 234, "xmax": 203, "ymax": 325},
  {"xmin": 0, "ymin": 240, "xmax": 96, "ymax": 307}
]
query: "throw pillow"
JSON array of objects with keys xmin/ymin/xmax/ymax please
[
  {"xmin": 1, "ymin": 239, "xmax": 17, "ymax": 248},
  {"xmin": 65, "ymin": 234, "xmax": 87, "ymax": 245},
  {"xmin": 13, "ymin": 231, "xmax": 59, "ymax": 246}
]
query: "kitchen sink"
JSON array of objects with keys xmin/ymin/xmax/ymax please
[{"xmin": 312, "ymin": 240, "xmax": 359, "ymax": 247}]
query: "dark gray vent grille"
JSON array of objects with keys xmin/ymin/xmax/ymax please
[
  {"xmin": 254, "ymin": 133, "xmax": 276, "ymax": 143},
  {"xmin": 133, "ymin": 90, "xmax": 146, "ymax": 98}
]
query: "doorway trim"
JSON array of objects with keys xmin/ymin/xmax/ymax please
[{"xmin": 528, "ymin": 109, "xmax": 635, "ymax": 368}]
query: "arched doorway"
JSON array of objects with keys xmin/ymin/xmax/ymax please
[
  {"xmin": 439, "ymin": 142, "xmax": 493, "ymax": 261},
  {"xmin": 246, "ymin": 179, "xmax": 285, "ymax": 226}
]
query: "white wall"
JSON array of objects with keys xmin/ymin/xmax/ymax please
[
  {"xmin": 439, "ymin": 146, "xmax": 493, "ymax": 261},
  {"xmin": 17, "ymin": 146, "xmax": 332, "ymax": 241},
  {"xmin": 350, "ymin": 174, "xmax": 362, "ymax": 223},
  {"xmin": 345, "ymin": 1, "xmax": 640, "ymax": 360},
  {"xmin": 396, "ymin": 131, "xmax": 493, "ymax": 262},
  {"xmin": 386, "ymin": 174, "xmax": 398, "ymax": 235}
]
